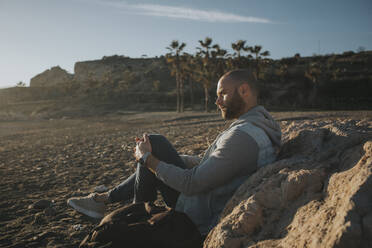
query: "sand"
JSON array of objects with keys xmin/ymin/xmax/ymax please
[{"xmin": 0, "ymin": 110, "xmax": 371, "ymax": 247}]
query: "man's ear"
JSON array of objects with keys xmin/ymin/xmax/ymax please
[{"xmin": 238, "ymin": 83, "xmax": 251, "ymax": 97}]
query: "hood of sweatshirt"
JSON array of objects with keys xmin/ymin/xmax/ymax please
[{"xmin": 230, "ymin": 105, "xmax": 282, "ymax": 150}]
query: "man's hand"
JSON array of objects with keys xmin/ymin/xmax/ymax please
[
  {"xmin": 134, "ymin": 133, "xmax": 152, "ymax": 161},
  {"xmin": 134, "ymin": 133, "xmax": 160, "ymax": 173}
]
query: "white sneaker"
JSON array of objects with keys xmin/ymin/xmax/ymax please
[{"xmin": 67, "ymin": 193, "xmax": 106, "ymax": 219}]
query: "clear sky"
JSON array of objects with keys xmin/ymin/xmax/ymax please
[{"xmin": 1, "ymin": 0, "xmax": 371, "ymax": 88}]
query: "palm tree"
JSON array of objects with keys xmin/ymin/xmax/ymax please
[
  {"xmin": 211, "ymin": 44, "xmax": 229, "ymax": 79},
  {"xmin": 231, "ymin": 40, "xmax": 248, "ymax": 58},
  {"xmin": 195, "ymin": 37, "xmax": 215, "ymax": 112},
  {"xmin": 211, "ymin": 44, "xmax": 229, "ymax": 111},
  {"xmin": 177, "ymin": 53, "xmax": 191, "ymax": 112},
  {"xmin": 249, "ymin": 45, "xmax": 270, "ymax": 79},
  {"xmin": 166, "ymin": 40, "xmax": 186, "ymax": 112},
  {"xmin": 194, "ymin": 37, "xmax": 230, "ymax": 112},
  {"xmin": 182, "ymin": 53, "xmax": 197, "ymax": 110},
  {"xmin": 197, "ymin": 37, "xmax": 213, "ymax": 58},
  {"xmin": 231, "ymin": 40, "xmax": 252, "ymax": 68}
]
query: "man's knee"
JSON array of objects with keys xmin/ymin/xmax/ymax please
[
  {"xmin": 148, "ymin": 134, "xmax": 169, "ymax": 147},
  {"xmin": 147, "ymin": 134, "xmax": 179, "ymax": 162},
  {"xmin": 147, "ymin": 134, "xmax": 186, "ymax": 169}
]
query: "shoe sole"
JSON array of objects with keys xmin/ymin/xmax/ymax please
[{"xmin": 67, "ymin": 199, "xmax": 104, "ymax": 219}]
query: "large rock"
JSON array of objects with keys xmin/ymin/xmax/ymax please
[
  {"xmin": 30, "ymin": 66, "xmax": 73, "ymax": 87},
  {"xmin": 72, "ymin": 56, "xmax": 172, "ymax": 92},
  {"xmin": 205, "ymin": 118, "xmax": 372, "ymax": 248},
  {"xmin": 73, "ymin": 56, "xmax": 156, "ymax": 83}
]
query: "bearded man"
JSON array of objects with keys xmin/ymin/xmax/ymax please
[{"xmin": 67, "ymin": 69, "xmax": 281, "ymax": 237}]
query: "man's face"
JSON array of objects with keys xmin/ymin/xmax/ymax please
[{"xmin": 215, "ymin": 79, "xmax": 245, "ymax": 120}]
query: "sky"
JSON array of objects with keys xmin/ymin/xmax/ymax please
[{"xmin": 0, "ymin": 0, "xmax": 371, "ymax": 88}]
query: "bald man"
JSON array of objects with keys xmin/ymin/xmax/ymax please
[{"xmin": 68, "ymin": 69, "xmax": 281, "ymax": 237}]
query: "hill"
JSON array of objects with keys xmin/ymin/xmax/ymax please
[{"xmin": 1, "ymin": 51, "xmax": 371, "ymax": 119}]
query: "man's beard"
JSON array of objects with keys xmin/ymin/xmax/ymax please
[{"xmin": 220, "ymin": 89, "xmax": 245, "ymax": 120}]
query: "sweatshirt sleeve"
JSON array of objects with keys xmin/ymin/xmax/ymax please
[{"xmin": 155, "ymin": 129, "xmax": 259, "ymax": 196}]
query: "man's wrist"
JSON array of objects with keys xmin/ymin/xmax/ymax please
[
  {"xmin": 145, "ymin": 154, "xmax": 160, "ymax": 173},
  {"xmin": 139, "ymin": 152, "xmax": 151, "ymax": 165}
]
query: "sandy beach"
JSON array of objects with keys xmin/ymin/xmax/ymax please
[{"xmin": 1, "ymin": 110, "xmax": 371, "ymax": 247}]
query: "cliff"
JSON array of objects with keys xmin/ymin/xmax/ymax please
[
  {"xmin": 30, "ymin": 66, "xmax": 73, "ymax": 87},
  {"xmin": 75, "ymin": 56, "xmax": 149, "ymax": 82}
]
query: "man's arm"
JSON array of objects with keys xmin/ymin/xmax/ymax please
[
  {"xmin": 134, "ymin": 136, "xmax": 200, "ymax": 171},
  {"xmin": 179, "ymin": 155, "xmax": 201, "ymax": 169},
  {"xmin": 153, "ymin": 129, "xmax": 259, "ymax": 196}
]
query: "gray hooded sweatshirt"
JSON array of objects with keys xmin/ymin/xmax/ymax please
[{"xmin": 156, "ymin": 105, "xmax": 281, "ymax": 235}]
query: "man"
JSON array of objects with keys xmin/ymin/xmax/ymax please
[{"xmin": 68, "ymin": 69, "xmax": 281, "ymax": 236}]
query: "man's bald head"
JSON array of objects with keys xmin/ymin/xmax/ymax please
[
  {"xmin": 216, "ymin": 69, "xmax": 259, "ymax": 119},
  {"xmin": 220, "ymin": 69, "xmax": 259, "ymax": 96}
]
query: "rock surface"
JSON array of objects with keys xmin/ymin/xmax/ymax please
[
  {"xmin": 30, "ymin": 66, "xmax": 73, "ymax": 87},
  {"xmin": 204, "ymin": 118, "xmax": 372, "ymax": 248}
]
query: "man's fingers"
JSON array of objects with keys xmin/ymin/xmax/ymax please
[
  {"xmin": 143, "ymin": 133, "xmax": 149, "ymax": 143},
  {"xmin": 135, "ymin": 136, "xmax": 144, "ymax": 144}
]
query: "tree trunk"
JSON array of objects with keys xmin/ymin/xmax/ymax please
[
  {"xmin": 204, "ymin": 85, "xmax": 209, "ymax": 112},
  {"xmin": 256, "ymin": 59, "xmax": 260, "ymax": 79},
  {"xmin": 176, "ymin": 73, "xmax": 181, "ymax": 112},
  {"xmin": 180, "ymin": 80, "xmax": 184, "ymax": 112},
  {"xmin": 189, "ymin": 78, "xmax": 194, "ymax": 110}
]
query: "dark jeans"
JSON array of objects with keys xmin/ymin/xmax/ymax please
[{"xmin": 108, "ymin": 134, "xmax": 187, "ymax": 208}]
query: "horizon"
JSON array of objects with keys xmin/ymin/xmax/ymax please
[{"xmin": 1, "ymin": 0, "xmax": 371, "ymax": 88}]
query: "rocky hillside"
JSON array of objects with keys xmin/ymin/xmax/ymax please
[
  {"xmin": 1, "ymin": 51, "xmax": 371, "ymax": 113},
  {"xmin": 30, "ymin": 66, "xmax": 73, "ymax": 87},
  {"xmin": 30, "ymin": 55, "xmax": 175, "ymax": 92},
  {"xmin": 261, "ymin": 50, "xmax": 372, "ymax": 109}
]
